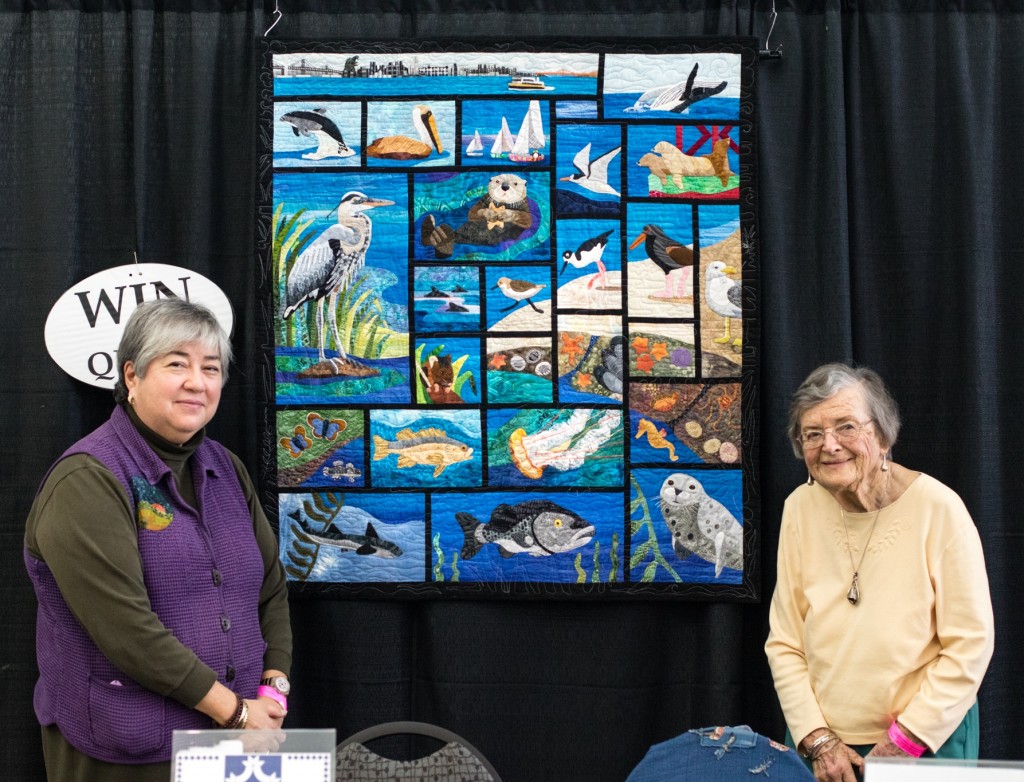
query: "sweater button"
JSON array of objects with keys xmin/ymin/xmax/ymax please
[
  {"xmin": 225, "ymin": 665, "xmax": 236, "ymax": 682},
  {"xmin": 212, "ymin": 569, "xmax": 222, "ymax": 586},
  {"xmin": 220, "ymin": 615, "xmax": 231, "ymax": 632}
]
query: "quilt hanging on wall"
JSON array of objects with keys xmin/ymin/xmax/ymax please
[{"xmin": 256, "ymin": 39, "xmax": 760, "ymax": 600}]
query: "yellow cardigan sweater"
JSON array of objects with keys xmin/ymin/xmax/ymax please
[{"xmin": 765, "ymin": 474, "xmax": 994, "ymax": 752}]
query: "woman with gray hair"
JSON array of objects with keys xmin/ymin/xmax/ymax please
[
  {"xmin": 765, "ymin": 363, "xmax": 994, "ymax": 781},
  {"xmin": 24, "ymin": 298, "xmax": 292, "ymax": 781}
]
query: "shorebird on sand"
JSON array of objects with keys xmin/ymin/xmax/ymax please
[
  {"xmin": 561, "ymin": 229, "xmax": 614, "ymax": 289},
  {"xmin": 629, "ymin": 223, "xmax": 694, "ymax": 299},
  {"xmin": 705, "ymin": 261, "xmax": 742, "ymax": 347},
  {"xmin": 493, "ymin": 277, "xmax": 547, "ymax": 313}
]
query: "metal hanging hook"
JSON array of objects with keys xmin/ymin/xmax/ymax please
[
  {"xmin": 264, "ymin": 0, "xmax": 283, "ymax": 37},
  {"xmin": 759, "ymin": 0, "xmax": 783, "ymax": 60}
]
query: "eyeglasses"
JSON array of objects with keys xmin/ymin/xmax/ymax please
[{"xmin": 798, "ymin": 420, "xmax": 874, "ymax": 450}]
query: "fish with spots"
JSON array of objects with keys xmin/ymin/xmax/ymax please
[{"xmin": 455, "ymin": 500, "xmax": 595, "ymax": 559}]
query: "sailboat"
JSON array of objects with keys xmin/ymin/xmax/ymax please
[
  {"xmin": 489, "ymin": 117, "xmax": 515, "ymax": 159},
  {"xmin": 509, "ymin": 100, "xmax": 545, "ymax": 163},
  {"xmin": 466, "ymin": 129, "xmax": 484, "ymax": 157}
]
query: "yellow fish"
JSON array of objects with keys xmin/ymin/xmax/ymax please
[{"xmin": 372, "ymin": 427, "xmax": 474, "ymax": 478}]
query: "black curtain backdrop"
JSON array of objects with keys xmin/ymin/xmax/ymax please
[{"xmin": 2, "ymin": 2, "xmax": 1021, "ymax": 780}]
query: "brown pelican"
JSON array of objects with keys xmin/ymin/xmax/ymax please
[
  {"xmin": 366, "ymin": 104, "xmax": 443, "ymax": 160},
  {"xmin": 281, "ymin": 191, "xmax": 394, "ymax": 368}
]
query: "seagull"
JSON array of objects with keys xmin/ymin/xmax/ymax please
[
  {"xmin": 493, "ymin": 277, "xmax": 547, "ymax": 313},
  {"xmin": 366, "ymin": 104, "xmax": 443, "ymax": 160},
  {"xmin": 561, "ymin": 229, "xmax": 614, "ymax": 289},
  {"xmin": 704, "ymin": 261, "xmax": 742, "ymax": 347},
  {"xmin": 629, "ymin": 223, "xmax": 694, "ymax": 299},
  {"xmin": 560, "ymin": 143, "xmax": 621, "ymax": 196},
  {"xmin": 281, "ymin": 191, "xmax": 394, "ymax": 369}
]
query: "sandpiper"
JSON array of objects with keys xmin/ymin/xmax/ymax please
[{"xmin": 493, "ymin": 277, "xmax": 547, "ymax": 313}]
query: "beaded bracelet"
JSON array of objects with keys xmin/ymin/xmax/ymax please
[
  {"xmin": 217, "ymin": 695, "xmax": 249, "ymax": 730},
  {"xmin": 888, "ymin": 721, "xmax": 926, "ymax": 758}
]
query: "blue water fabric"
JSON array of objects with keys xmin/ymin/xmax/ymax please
[{"xmin": 626, "ymin": 725, "xmax": 816, "ymax": 782}]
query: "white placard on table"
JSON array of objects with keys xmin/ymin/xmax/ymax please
[
  {"xmin": 867, "ymin": 757, "xmax": 1024, "ymax": 782},
  {"xmin": 172, "ymin": 729, "xmax": 336, "ymax": 782}
]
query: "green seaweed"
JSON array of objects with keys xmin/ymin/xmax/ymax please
[
  {"xmin": 450, "ymin": 551, "xmax": 460, "ymax": 582},
  {"xmin": 590, "ymin": 541, "xmax": 601, "ymax": 583},
  {"xmin": 609, "ymin": 533, "xmax": 619, "ymax": 583},
  {"xmin": 574, "ymin": 553, "xmax": 586, "ymax": 583},
  {"xmin": 432, "ymin": 533, "xmax": 445, "ymax": 582},
  {"xmin": 284, "ymin": 492, "xmax": 346, "ymax": 582},
  {"xmin": 629, "ymin": 475, "xmax": 681, "ymax": 583}
]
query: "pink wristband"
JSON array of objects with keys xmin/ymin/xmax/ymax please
[
  {"xmin": 257, "ymin": 685, "xmax": 288, "ymax": 710},
  {"xmin": 888, "ymin": 721, "xmax": 926, "ymax": 758}
]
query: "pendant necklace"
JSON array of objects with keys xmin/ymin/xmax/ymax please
[{"xmin": 840, "ymin": 470, "xmax": 890, "ymax": 605}]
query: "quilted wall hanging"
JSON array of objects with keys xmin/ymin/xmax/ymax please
[{"xmin": 256, "ymin": 39, "xmax": 760, "ymax": 600}]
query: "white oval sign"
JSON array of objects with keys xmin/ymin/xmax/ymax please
[{"xmin": 44, "ymin": 263, "xmax": 235, "ymax": 389}]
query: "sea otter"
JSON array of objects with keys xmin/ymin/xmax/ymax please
[{"xmin": 421, "ymin": 173, "xmax": 534, "ymax": 259}]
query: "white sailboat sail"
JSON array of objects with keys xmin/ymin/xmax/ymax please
[
  {"xmin": 512, "ymin": 100, "xmax": 546, "ymax": 156},
  {"xmin": 466, "ymin": 129, "xmax": 483, "ymax": 156},
  {"xmin": 490, "ymin": 117, "xmax": 515, "ymax": 157}
]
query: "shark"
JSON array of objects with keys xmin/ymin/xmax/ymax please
[{"xmin": 290, "ymin": 510, "xmax": 402, "ymax": 559}]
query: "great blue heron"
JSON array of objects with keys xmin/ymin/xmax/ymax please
[{"xmin": 281, "ymin": 191, "xmax": 394, "ymax": 369}]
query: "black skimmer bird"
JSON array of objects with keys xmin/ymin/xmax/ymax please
[
  {"xmin": 560, "ymin": 143, "xmax": 621, "ymax": 196},
  {"xmin": 629, "ymin": 224, "xmax": 694, "ymax": 299},
  {"xmin": 561, "ymin": 229, "xmax": 614, "ymax": 289},
  {"xmin": 493, "ymin": 277, "xmax": 547, "ymax": 313},
  {"xmin": 282, "ymin": 191, "xmax": 394, "ymax": 368}
]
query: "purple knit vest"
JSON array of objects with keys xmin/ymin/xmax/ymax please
[{"xmin": 25, "ymin": 405, "xmax": 267, "ymax": 764}]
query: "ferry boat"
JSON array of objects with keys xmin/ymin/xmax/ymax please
[{"xmin": 507, "ymin": 75, "xmax": 553, "ymax": 91}]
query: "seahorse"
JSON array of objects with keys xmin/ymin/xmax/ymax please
[{"xmin": 636, "ymin": 418, "xmax": 678, "ymax": 462}]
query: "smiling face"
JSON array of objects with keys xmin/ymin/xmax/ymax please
[
  {"xmin": 124, "ymin": 341, "xmax": 223, "ymax": 445},
  {"xmin": 799, "ymin": 384, "xmax": 887, "ymax": 501}
]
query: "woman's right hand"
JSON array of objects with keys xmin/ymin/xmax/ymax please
[{"xmin": 811, "ymin": 738, "xmax": 864, "ymax": 782}]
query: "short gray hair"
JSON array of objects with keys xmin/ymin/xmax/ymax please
[
  {"xmin": 113, "ymin": 298, "xmax": 233, "ymax": 403},
  {"xmin": 787, "ymin": 363, "xmax": 901, "ymax": 458}
]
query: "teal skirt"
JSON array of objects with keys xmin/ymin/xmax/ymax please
[{"xmin": 787, "ymin": 701, "xmax": 979, "ymax": 765}]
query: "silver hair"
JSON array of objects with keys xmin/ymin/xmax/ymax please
[
  {"xmin": 787, "ymin": 362, "xmax": 901, "ymax": 458},
  {"xmin": 113, "ymin": 298, "xmax": 232, "ymax": 403}
]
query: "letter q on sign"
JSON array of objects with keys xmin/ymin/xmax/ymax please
[{"xmin": 44, "ymin": 264, "xmax": 234, "ymax": 390}]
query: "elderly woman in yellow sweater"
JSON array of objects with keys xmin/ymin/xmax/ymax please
[{"xmin": 765, "ymin": 363, "xmax": 994, "ymax": 781}]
